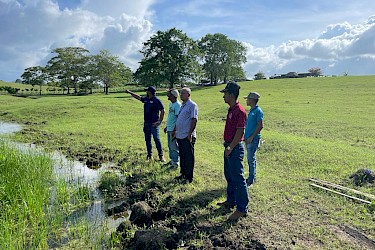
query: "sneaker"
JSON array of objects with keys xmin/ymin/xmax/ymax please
[
  {"xmin": 246, "ymin": 178, "xmax": 253, "ymax": 186},
  {"xmin": 146, "ymin": 155, "xmax": 152, "ymax": 160},
  {"xmin": 217, "ymin": 200, "xmax": 235, "ymax": 208},
  {"xmin": 181, "ymin": 178, "xmax": 193, "ymax": 184},
  {"xmin": 158, "ymin": 155, "xmax": 165, "ymax": 162},
  {"xmin": 170, "ymin": 162, "xmax": 179, "ymax": 167},
  {"xmin": 168, "ymin": 164, "xmax": 178, "ymax": 170},
  {"xmin": 228, "ymin": 210, "xmax": 247, "ymax": 221}
]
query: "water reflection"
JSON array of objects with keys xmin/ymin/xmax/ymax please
[
  {"xmin": 0, "ymin": 121, "xmax": 22, "ymax": 134},
  {"xmin": 0, "ymin": 121, "xmax": 126, "ymax": 237}
]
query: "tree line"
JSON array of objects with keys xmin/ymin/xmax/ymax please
[{"xmin": 21, "ymin": 28, "xmax": 247, "ymax": 95}]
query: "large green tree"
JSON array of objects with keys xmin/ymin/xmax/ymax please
[
  {"xmin": 21, "ymin": 66, "xmax": 46, "ymax": 95},
  {"xmin": 90, "ymin": 50, "xmax": 133, "ymax": 94},
  {"xmin": 46, "ymin": 47, "xmax": 90, "ymax": 94},
  {"xmin": 199, "ymin": 33, "xmax": 247, "ymax": 84},
  {"xmin": 135, "ymin": 28, "xmax": 201, "ymax": 88}
]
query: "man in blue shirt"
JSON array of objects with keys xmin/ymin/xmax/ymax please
[
  {"xmin": 164, "ymin": 88, "xmax": 181, "ymax": 168},
  {"xmin": 125, "ymin": 86, "xmax": 165, "ymax": 162},
  {"xmin": 244, "ymin": 92, "xmax": 264, "ymax": 186}
]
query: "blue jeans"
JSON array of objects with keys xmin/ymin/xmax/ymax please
[
  {"xmin": 246, "ymin": 137, "xmax": 260, "ymax": 185},
  {"xmin": 224, "ymin": 142, "xmax": 249, "ymax": 213},
  {"xmin": 143, "ymin": 122, "xmax": 163, "ymax": 157},
  {"xmin": 167, "ymin": 131, "xmax": 179, "ymax": 166}
]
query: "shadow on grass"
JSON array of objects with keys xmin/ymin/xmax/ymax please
[
  {"xmin": 114, "ymin": 154, "xmax": 265, "ymax": 249},
  {"xmin": 168, "ymin": 187, "xmax": 266, "ymax": 249},
  {"xmin": 127, "ymin": 174, "xmax": 265, "ymax": 248}
]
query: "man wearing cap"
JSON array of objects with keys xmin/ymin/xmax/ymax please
[
  {"xmin": 244, "ymin": 92, "xmax": 263, "ymax": 186},
  {"xmin": 173, "ymin": 87, "xmax": 198, "ymax": 184},
  {"xmin": 218, "ymin": 81, "xmax": 249, "ymax": 220},
  {"xmin": 164, "ymin": 89, "xmax": 181, "ymax": 168},
  {"xmin": 125, "ymin": 86, "xmax": 165, "ymax": 162}
]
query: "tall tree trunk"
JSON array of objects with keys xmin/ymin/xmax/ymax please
[{"xmin": 74, "ymin": 81, "xmax": 77, "ymax": 94}]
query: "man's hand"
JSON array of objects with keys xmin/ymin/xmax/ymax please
[
  {"xmin": 187, "ymin": 133, "xmax": 193, "ymax": 142},
  {"xmin": 245, "ymin": 136, "xmax": 253, "ymax": 144},
  {"xmin": 224, "ymin": 146, "xmax": 232, "ymax": 157},
  {"xmin": 153, "ymin": 120, "xmax": 161, "ymax": 127}
]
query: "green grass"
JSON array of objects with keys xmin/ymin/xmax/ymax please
[
  {"xmin": 0, "ymin": 140, "xmax": 53, "ymax": 249},
  {"xmin": 0, "ymin": 140, "xmax": 108, "ymax": 249},
  {"xmin": 1, "ymin": 76, "xmax": 375, "ymax": 249}
]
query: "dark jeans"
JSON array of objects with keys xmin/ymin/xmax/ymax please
[
  {"xmin": 143, "ymin": 122, "xmax": 163, "ymax": 157},
  {"xmin": 224, "ymin": 142, "xmax": 249, "ymax": 213},
  {"xmin": 177, "ymin": 137, "xmax": 196, "ymax": 181}
]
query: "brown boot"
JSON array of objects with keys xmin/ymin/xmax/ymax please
[{"xmin": 228, "ymin": 210, "xmax": 247, "ymax": 221}]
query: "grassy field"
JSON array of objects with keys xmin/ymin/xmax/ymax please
[
  {"xmin": 0, "ymin": 140, "xmax": 108, "ymax": 249},
  {"xmin": 1, "ymin": 76, "xmax": 374, "ymax": 249}
]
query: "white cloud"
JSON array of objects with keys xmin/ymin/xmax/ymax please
[
  {"xmin": 243, "ymin": 16, "xmax": 375, "ymax": 78},
  {"xmin": 1, "ymin": 0, "xmax": 375, "ymax": 81},
  {"xmin": 0, "ymin": 0, "xmax": 154, "ymax": 81}
]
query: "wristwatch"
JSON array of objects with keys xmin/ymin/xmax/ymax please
[{"xmin": 226, "ymin": 146, "xmax": 231, "ymax": 151}]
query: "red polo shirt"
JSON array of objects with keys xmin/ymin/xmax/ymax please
[{"xmin": 224, "ymin": 102, "xmax": 247, "ymax": 143}]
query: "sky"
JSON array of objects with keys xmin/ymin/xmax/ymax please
[{"xmin": 1, "ymin": 0, "xmax": 375, "ymax": 82}]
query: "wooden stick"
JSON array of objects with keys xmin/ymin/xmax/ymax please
[
  {"xmin": 309, "ymin": 183, "xmax": 372, "ymax": 204},
  {"xmin": 309, "ymin": 178, "xmax": 375, "ymax": 201}
]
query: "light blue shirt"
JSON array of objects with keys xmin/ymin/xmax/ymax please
[
  {"xmin": 244, "ymin": 106, "xmax": 263, "ymax": 140},
  {"xmin": 166, "ymin": 101, "xmax": 181, "ymax": 131},
  {"xmin": 175, "ymin": 99, "xmax": 198, "ymax": 139}
]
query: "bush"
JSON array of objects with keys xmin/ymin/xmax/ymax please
[{"xmin": 0, "ymin": 86, "xmax": 20, "ymax": 94}]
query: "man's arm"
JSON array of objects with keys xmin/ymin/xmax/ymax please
[
  {"xmin": 154, "ymin": 109, "xmax": 165, "ymax": 127},
  {"xmin": 125, "ymin": 89, "xmax": 142, "ymax": 101},
  {"xmin": 225, "ymin": 127, "xmax": 244, "ymax": 157},
  {"xmin": 245, "ymin": 120, "xmax": 263, "ymax": 144},
  {"xmin": 187, "ymin": 118, "xmax": 197, "ymax": 141},
  {"xmin": 159, "ymin": 109, "xmax": 165, "ymax": 123}
]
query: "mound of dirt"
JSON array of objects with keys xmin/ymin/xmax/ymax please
[
  {"xmin": 131, "ymin": 228, "xmax": 178, "ymax": 250},
  {"xmin": 129, "ymin": 201, "xmax": 153, "ymax": 226}
]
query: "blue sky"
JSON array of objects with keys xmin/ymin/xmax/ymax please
[{"xmin": 1, "ymin": 0, "xmax": 375, "ymax": 81}]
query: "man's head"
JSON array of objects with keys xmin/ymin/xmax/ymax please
[
  {"xmin": 144, "ymin": 86, "xmax": 156, "ymax": 97},
  {"xmin": 180, "ymin": 87, "xmax": 191, "ymax": 102},
  {"xmin": 220, "ymin": 81, "xmax": 240, "ymax": 104},
  {"xmin": 244, "ymin": 91, "xmax": 260, "ymax": 106},
  {"xmin": 167, "ymin": 88, "xmax": 179, "ymax": 102}
]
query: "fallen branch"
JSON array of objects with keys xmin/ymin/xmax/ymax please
[
  {"xmin": 309, "ymin": 178, "xmax": 375, "ymax": 201},
  {"xmin": 309, "ymin": 183, "xmax": 372, "ymax": 205}
]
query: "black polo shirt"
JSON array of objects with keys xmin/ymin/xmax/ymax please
[{"xmin": 141, "ymin": 96, "xmax": 164, "ymax": 123}]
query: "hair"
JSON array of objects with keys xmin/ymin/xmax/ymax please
[{"xmin": 181, "ymin": 87, "xmax": 191, "ymax": 95}]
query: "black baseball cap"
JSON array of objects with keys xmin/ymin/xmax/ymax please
[
  {"xmin": 144, "ymin": 86, "xmax": 156, "ymax": 95},
  {"xmin": 219, "ymin": 82, "xmax": 240, "ymax": 95}
]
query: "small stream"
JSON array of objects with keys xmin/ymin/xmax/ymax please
[{"xmin": 0, "ymin": 121, "xmax": 126, "ymax": 243}]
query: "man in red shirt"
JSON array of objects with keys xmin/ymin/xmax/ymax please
[{"xmin": 218, "ymin": 81, "xmax": 249, "ymax": 220}]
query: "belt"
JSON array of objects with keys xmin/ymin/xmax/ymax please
[{"xmin": 223, "ymin": 141, "xmax": 243, "ymax": 147}]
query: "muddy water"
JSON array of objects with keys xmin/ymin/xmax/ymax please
[{"xmin": 0, "ymin": 121, "xmax": 126, "ymax": 235}]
